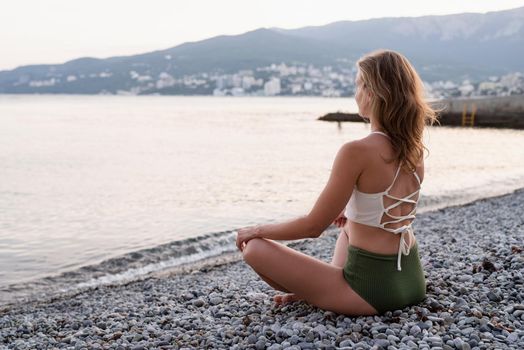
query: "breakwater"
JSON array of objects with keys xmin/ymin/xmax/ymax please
[{"xmin": 318, "ymin": 95, "xmax": 524, "ymax": 129}]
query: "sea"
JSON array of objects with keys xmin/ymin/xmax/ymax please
[{"xmin": 1, "ymin": 94, "xmax": 524, "ymax": 306}]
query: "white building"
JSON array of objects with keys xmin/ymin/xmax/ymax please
[
  {"xmin": 215, "ymin": 76, "xmax": 227, "ymax": 89},
  {"xmin": 156, "ymin": 72, "xmax": 175, "ymax": 89},
  {"xmin": 303, "ymin": 81, "xmax": 313, "ymax": 91},
  {"xmin": 242, "ymin": 76, "xmax": 256, "ymax": 90},
  {"xmin": 322, "ymin": 88, "xmax": 341, "ymax": 97},
  {"xmin": 264, "ymin": 78, "xmax": 281, "ymax": 96},
  {"xmin": 231, "ymin": 87, "xmax": 245, "ymax": 96},
  {"xmin": 213, "ymin": 88, "xmax": 226, "ymax": 96},
  {"xmin": 479, "ymin": 82, "xmax": 498, "ymax": 93},
  {"xmin": 290, "ymin": 83, "xmax": 302, "ymax": 94},
  {"xmin": 232, "ymin": 74, "xmax": 243, "ymax": 88},
  {"xmin": 458, "ymin": 80, "xmax": 475, "ymax": 96}
]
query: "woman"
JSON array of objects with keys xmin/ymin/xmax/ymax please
[{"xmin": 236, "ymin": 49, "xmax": 437, "ymax": 316}]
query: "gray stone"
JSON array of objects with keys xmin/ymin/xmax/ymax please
[
  {"xmin": 297, "ymin": 342, "xmax": 315, "ymax": 349},
  {"xmin": 192, "ymin": 298, "xmax": 205, "ymax": 307},
  {"xmin": 487, "ymin": 291, "xmax": 502, "ymax": 302},
  {"xmin": 507, "ymin": 332, "xmax": 518, "ymax": 343},
  {"xmin": 255, "ymin": 339, "xmax": 266, "ymax": 350},
  {"xmin": 339, "ymin": 339, "xmax": 353, "ymax": 347},
  {"xmin": 409, "ymin": 325, "xmax": 421, "ymax": 336},
  {"xmin": 374, "ymin": 339, "xmax": 390, "ymax": 348},
  {"xmin": 210, "ymin": 296, "xmax": 223, "ymax": 305}
]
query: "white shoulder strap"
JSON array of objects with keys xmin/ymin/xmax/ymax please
[
  {"xmin": 385, "ymin": 163, "xmax": 402, "ymax": 192},
  {"xmin": 413, "ymin": 171, "xmax": 421, "ymax": 185}
]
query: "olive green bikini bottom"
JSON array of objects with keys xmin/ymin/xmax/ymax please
[{"xmin": 342, "ymin": 241, "xmax": 427, "ymax": 314}]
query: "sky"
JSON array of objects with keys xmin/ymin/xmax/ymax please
[{"xmin": 1, "ymin": 0, "xmax": 524, "ymax": 71}]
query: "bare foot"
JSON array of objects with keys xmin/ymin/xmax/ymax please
[{"xmin": 273, "ymin": 293, "xmax": 302, "ymax": 305}]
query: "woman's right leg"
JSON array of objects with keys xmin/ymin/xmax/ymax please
[{"xmin": 242, "ymin": 237, "xmax": 378, "ymax": 315}]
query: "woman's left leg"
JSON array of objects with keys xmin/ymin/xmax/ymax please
[{"xmin": 242, "ymin": 237, "xmax": 378, "ymax": 316}]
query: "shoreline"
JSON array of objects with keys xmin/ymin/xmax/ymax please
[
  {"xmin": 1, "ymin": 188, "xmax": 523, "ymax": 348},
  {"xmin": 2, "ymin": 179, "xmax": 524, "ymax": 309}
]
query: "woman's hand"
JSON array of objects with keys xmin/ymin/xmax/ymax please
[
  {"xmin": 333, "ymin": 211, "xmax": 347, "ymax": 228},
  {"xmin": 236, "ymin": 225, "xmax": 262, "ymax": 252}
]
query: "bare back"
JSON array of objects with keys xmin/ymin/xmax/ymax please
[{"xmin": 345, "ymin": 133, "xmax": 424, "ymax": 254}]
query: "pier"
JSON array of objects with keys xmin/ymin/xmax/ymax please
[{"xmin": 318, "ymin": 95, "xmax": 524, "ymax": 129}]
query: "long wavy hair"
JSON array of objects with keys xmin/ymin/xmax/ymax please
[{"xmin": 357, "ymin": 49, "xmax": 439, "ymax": 172}]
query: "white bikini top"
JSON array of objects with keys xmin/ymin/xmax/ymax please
[{"xmin": 344, "ymin": 130, "xmax": 422, "ymax": 271}]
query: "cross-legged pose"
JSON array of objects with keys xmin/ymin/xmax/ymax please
[{"xmin": 236, "ymin": 49, "xmax": 437, "ymax": 316}]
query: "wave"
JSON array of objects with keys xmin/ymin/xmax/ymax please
[{"xmin": 0, "ymin": 229, "xmax": 240, "ymax": 308}]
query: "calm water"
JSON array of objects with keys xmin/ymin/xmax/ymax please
[{"xmin": 1, "ymin": 95, "xmax": 524, "ymax": 305}]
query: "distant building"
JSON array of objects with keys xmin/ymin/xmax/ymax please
[
  {"xmin": 479, "ymin": 82, "xmax": 498, "ymax": 94},
  {"xmin": 322, "ymin": 88, "xmax": 341, "ymax": 97},
  {"xmin": 264, "ymin": 78, "xmax": 281, "ymax": 96},
  {"xmin": 156, "ymin": 72, "xmax": 175, "ymax": 89},
  {"xmin": 232, "ymin": 74, "xmax": 243, "ymax": 88},
  {"xmin": 242, "ymin": 76, "xmax": 256, "ymax": 90},
  {"xmin": 29, "ymin": 78, "xmax": 57, "ymax": 87},
  {"xmin": 458, "ymin": 81, "xmax": 475, "ymax": 96},
  {"xmin": 303, "ymin": 81, "xmax": 313, "ymax": 91},
  {"xmin": 290, "ymin": 83, "xmax": 302, "ymax": 94},
  {"xmin": 231, "ymin": 87, "xmax": 245, "ymax": 96},
  {"xmin": 213, "ymin": 88, "xmax": 226, "ymax": 96}
]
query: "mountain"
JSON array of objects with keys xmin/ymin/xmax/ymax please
[
  {"xmin": 0, "ymin": 6, "xmax": 523, "ymax": 94},
  {"xmin": 272, "ymin": 6, "xmax": 524, "ymax": 80}
]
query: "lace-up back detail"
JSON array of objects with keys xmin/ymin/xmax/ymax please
[
  {"xmin": 378, "ymin": 163, "xmax": 421, "ymax": 233},
  {"xmin": 344, "ymin": 131, "xmax": 422, "ymax": 271}
]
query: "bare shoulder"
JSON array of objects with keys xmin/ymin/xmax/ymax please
[
  {"xmin": 336, "ymin": 139, "xmax": 369, "ymax": 168},
  {"xmin": 340, "ymin": 138, "xmax": 368, "ymax": 151}
]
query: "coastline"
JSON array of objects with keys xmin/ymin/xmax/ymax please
[
  {"xmin": 3, "ymin": 178, "xmax": 524, "ymax": 309},
  {"xmin": 1, "ymin": 189, "xmax": 524, "ymax": 349}
]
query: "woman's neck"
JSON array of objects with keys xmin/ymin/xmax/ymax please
[{"xmin": 370, "ymin": 120, "xmax": 383, "ymax": 133}]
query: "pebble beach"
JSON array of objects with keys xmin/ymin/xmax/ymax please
[{"xmin": 1, "ymin": 188, "xmax": 523, "ymax": 349}]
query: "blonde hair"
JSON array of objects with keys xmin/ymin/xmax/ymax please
[{"xmin": 357, "ymin": 49, "xmax": 438, "ymax": 172}]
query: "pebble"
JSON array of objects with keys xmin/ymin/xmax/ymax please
[
  {"xmin": 409, "ymin": 325, "xmax": 421, "ymax": 336},
  {"xmin": 457, "ymin": 275, "xmax": 472, "ymax": 282},
  {"xmin": 338, "ymin": 339, "xmax": 352, "ymax": 347},
  {"xmin": 487, "ymin": 291, "xmax": 502, "ymax": 302},
  {"xmin": 192, "ymin": 298, "xmax": 205, "ymax": 307},
  {"xmin": 373, "ymin": 338, "xmax": 390, "ymax": 348},
  {"xmin": 255, "ymin": 339, "xmax": 266, "ymax": 350},
  {"xmin": 507, "ymin": 332, "xmax": 518, "ymax": 342}
]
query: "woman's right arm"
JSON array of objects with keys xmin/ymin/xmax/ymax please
[{"xmin": 238, "ymin": 141, "xmax": 364, "ymax": 243}]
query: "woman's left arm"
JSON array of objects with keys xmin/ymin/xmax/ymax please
[{"xmin": 236, "ymin": 141, "xmax": 364, "ymax": 251}]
